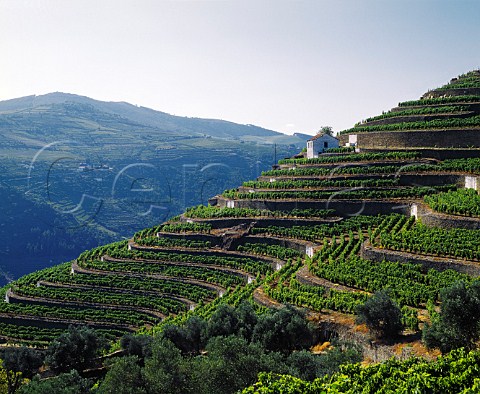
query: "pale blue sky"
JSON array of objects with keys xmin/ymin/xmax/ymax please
[{"xmin": 1, "ymin": 0, "xmax": 479, "ymax": 135}]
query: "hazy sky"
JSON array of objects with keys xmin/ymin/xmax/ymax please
[{"xmin": 1, "ymin": 0, "xmax": 479, "ymax": 135}]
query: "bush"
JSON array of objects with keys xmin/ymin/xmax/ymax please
[
  {"xmin": 46, "ymin": 325, "xmax": 107, "ymax": 373},
  {"xmin": 423, "ymin": 281, "xmax": 480, "ymax": 353},
  {"xmin": 18, "ymin": 370, "xmax": 92, "ymax": 394},
  {"xmin": 97, "ymin": 356, "xmax": 146, "ymax": 394},
  {"xmin": 356, "ymin": 291, "xmax": 403, "ymax": 339},
  {"xmin": 120, "ymin": 334, "xmax": 153, "ymax": 360},
  {"xmin": 252, "ymin": 306, "xmax": 315, "ymax": 352},
  {"xmin": 162, "ymin": 315, "xmax": 207, "ymax": 355}
]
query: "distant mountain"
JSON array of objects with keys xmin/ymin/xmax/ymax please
[
  {"xmin": 0, "ymin": 92, "xmax": 305, "ymax": 143},
  {"xmin": 293, "ymin": 132, "xmax": 315, "ymax": 140}
]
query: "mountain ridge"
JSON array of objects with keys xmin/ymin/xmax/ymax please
[{"xmin": 0, "ymin": 92, "xmax": 293, "ymax": 142}]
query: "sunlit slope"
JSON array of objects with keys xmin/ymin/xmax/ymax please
[
  {"xmin": 339, "ymin": 70, "xmax": 480, "ymax": 151},
  {"xmin": 1, "ymin": 148, "xmax": 479, "ymax": 347}
]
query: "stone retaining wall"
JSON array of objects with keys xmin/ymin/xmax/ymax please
[
  {"xmin": 360, "ymin": 241, "xmax": 480, "ymax": 276},
  {"xmin": 354, "ymin": 148, "xmax": 480, "ymax": 160},
  {"xmin": 179, "ymin": 216, "xmax": 340, "ymax": 230},
  {"xmin": 233, "ymin": 235, "xmax": 314, "ymax": 255},
  {"xmin": 361, "ymin": 112, "xmax": 470, "ymax": 127},
  {"xmin": 339, "ymin": 129, "xmax": 480, "ymax": 150},
  {"xmin": 412, "ymin": 202, "xmax": 480, "ymax": 230},
  {"xmin": 216, "ymin": 198, "xmax": 411, "ymax": 217},
  {"xmin": 422, "ymin": 87, "xmax": 480, "ymax": 98}
]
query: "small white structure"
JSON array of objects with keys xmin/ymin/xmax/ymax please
[
  {"xmin": 347, "ymin": 134, "xmax": 358, "ymax": 147},
  {"xmin": 410, "ymin": 203, "xmax": 418, "ymax": 220},
  {"xmin": 306, "ymin": 245, "xmax": 314, "ymax": 258},
  {"xmin": 465, "ymin": 176, "xmax": 479, "ymax": 191},
  {"xmin": 306, "ymin": 133, "xmax": 339, "ymax": 158}
]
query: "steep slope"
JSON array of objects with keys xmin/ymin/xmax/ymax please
[
  {"xmin": 339, "ymin": 70, "xmax": 480, "ymax": 152},
  {"xmin": 1, "ymin": 73, "xmax": 479, "ymax": 370},
  {"xmin": 1, "ymin": 147, "xmax": 479, "ymax": 348},
  {"xmin": 0, "ymin": 93, "xmax": 304, "ymax": 285}
]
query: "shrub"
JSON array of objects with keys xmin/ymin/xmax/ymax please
[
  {"xmin": 423, "ymin": 281, "xmax": 480, "ymax": 353},
  {"xmin": 46, "ymin": 325, "xmax": 107, "ymax": 373},
  {"xmin": 356, "ymin": 291, "xmax": 403, "ymax": 339}
]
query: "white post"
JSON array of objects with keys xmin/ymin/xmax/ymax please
[
  {"xmin": 465, "ymin": 176, "xmax": 478, "ymax": 190},
  {"xmin": 306, "ymin": 246, "xmax": 314, "ymax": 258},
  {"xmin": 410, "ymin": 203, "xmax": 418, "ymax": 220}
]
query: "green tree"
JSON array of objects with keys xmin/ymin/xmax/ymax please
[
  {"xmin": 120, "ymin": 334, "xmax": 153, "ymax": 361},
  {"xmin": 46, "ymin": 326, "xmax": 107, "ymax": 373},
  {"xmin": 356, "ymin": 291, "xmax": 403, "ymax": 339},
  {"xmin": 252, "ymin": 306, "xmax": 315, "ymax": 352},
  {"xmin": 423, "ymin": 281, "xmax": 480, "ymax": 353},
  {"xmin": 206, "ymin": 304, "xmax": 239, "ymax": 338},
  {"xmin": 199, "ymin": 336, "xmax": 285, "ymax": 394},
  {"xmin": 97, "ymin": 356, "xmax": 146, "ymax": 394},
  {"xmin": 18, "ymin": 370, "xmax": 92, "ymax": 394},
  {"xmin": 235, "ymin": 301, "xmax": 258, "ymax": 341},
  {"xmin": 162, "ymin": 315, "xmax": 207, "ymax": 355},
  {"xmin": 143, "ymin": 338, "xmax": 192, "ymax": 394},
  {"xmin": 0, "ymin": 361, "xmax": 16, "ymax": 394},
  {"xmin": 319, "ymin": 126, "xmax": 333, "ymax": 136},
  {"xmin": 286, "ymin": 342, "xmax": 362, "ymax": 382},
  {"xmin": 0, "ymin": 347, "xmax": 43, "ymax": 394}
]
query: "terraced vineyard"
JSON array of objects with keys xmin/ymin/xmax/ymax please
[
  {"xmin": 1, "ymin": 140, "xmax": 479, "ymax": 349},
  {"xmin": 2, "ymin": 71, "xmax": 480, "ymax": 393},
  {"xmin": 338, "ymin": 70, "xmax": 480, "ymax": 150}
]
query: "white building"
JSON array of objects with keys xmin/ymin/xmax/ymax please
[{"xmin": 306, "ymin": 133, "xmax": 339, "ymax": 158}]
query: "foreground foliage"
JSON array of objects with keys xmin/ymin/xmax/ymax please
[
  {"xmin": 424, "ymin": 281, "xmax": 480, "ymax": 353},
  {"xmin": 356, "ymin": 291, "xmax": 402, "ymax": 339},
  {"xmin": 17, "ymin": 305, "xmax": 361, "ymax": 394},
  {"xmin": 243, "ymin": 348, "xmax": 480, "ymax": 393}
]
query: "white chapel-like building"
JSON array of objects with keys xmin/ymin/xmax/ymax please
[{"xmin": 306, "ymin": 133, "xmax": 339, "ymax": 159}]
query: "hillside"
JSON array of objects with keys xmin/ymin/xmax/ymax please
[
  {"xmin": 3, "ymin": 72, "xmax": 480, "ymax": 392},
  {"xmin": 0, "ymin": 93, "xmax": 304, "ymax": 285},
  {"xmin": 339, "ymin": 70, "xmax": 480, "ymax": 153}
]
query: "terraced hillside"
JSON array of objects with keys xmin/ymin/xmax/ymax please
[
  {"xmin": 1, "ymin": 144, "xmax": 479, "ymax": 356},
  {"xmin": 339, "ymin": 70, "xmax": 480, "ymax": 151}
]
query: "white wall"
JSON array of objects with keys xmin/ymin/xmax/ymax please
[{"xmin": 465, "ymin": 176, "xmax": 478, "ymax": 190}]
